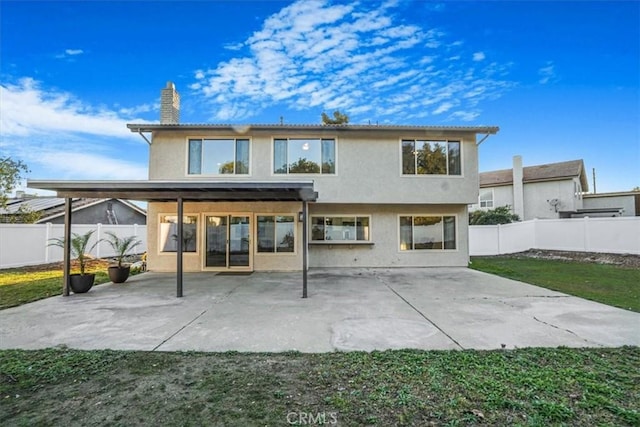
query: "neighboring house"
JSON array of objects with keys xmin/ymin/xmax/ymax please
[
  {"xmin": 582, "ymin": 191, "xmax": 640, "ymax": 217},
  {"xmin": 29, "ymin": 82, "xmax": 498, "ymax": 274},
  {"xmin": 0, "ymin": 196, "xmax": 146, "ymax": 224},
  {"xmin": 470, "ymin": 156, "xmax": 589, "ymax": 220}
]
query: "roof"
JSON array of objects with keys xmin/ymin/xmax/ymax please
[
  {"xmin": 127, "ymin": 123, "xmax": 499, "ymax": 135},
  {"xmin": 27, "ymin": 180, "xmax": 318, "ymax": 202},
  {"xmin": 583, "ymin": 190, "xmax": 640, "ymax": 199},
  {"xmin": 0, "ymin": 197, "xmax": 146, "ymax": 222},
  {"xmin": 480, "ymin": 159, "xmax": 588, "ymax": 190}
]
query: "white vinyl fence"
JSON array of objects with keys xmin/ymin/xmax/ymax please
[
  {"xmin": 470, "ymin": 217, "xmax": 640, "ymax": 256},
  {"xmin": 0, "ymin": 223, "xmax": 147, "ymax": 269}
]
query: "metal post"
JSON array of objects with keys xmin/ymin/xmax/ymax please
[
  {"xmin": 177, "ymin": 197, "xmax": 184, "ymax": 297},
  {"xmin": 302, "ymin": 201, "xmax": 308, "ymax": 298},
  {"xmin": 63, "ymin": 198, "xmax": 72, "ymax": 296}
]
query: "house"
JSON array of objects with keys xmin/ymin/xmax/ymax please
[
  {"xmin": 0, "ymin": 196, "xmax": 146, "ymax": 224},
  {"xmin": 582, "ymin": 191, "xmax": 640, "ymax": 217},
  {"xmin": 470, "ymin": 156, "xmax": 589, "ymax": 220},
  {"xmin": 28, "ymin": 82, "xmax": 498, "ymax": 295}
]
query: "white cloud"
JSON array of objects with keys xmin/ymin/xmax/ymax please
[
  {"xmin": 0, "ymin": 78, "xmax": 146, "ymax": 138},
  {"xmin": 538, "ymin": 61, "xmax": 556, "ymax": 84},
  {"xmin": 0, "ymin": 77, "xmax": 151, "ymax": 180},
  {"xmin": 193, "ymin": 0, "xmax": 513, "ymax": 123},
  {"xmin": 473, "ymin": 51, "xmax": 485, "ymax": 61},
  {"xmin": 65, "ymin": 49, "xmax": 84, "ymax": 56}
]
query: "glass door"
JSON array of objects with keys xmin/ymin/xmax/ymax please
[{"xmin": 205, "ymin": 215, "xmax": 251, "ymax": 270}]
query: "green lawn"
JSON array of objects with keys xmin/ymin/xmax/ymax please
[
  {"xmin": 0, "ymin": 260, "xmax": 140, "ymax": 310},
  {"xmin": 1, "ymin": 347, "xmax": 638, "ymax": 426},
  {"xmin": 470, "ymin": 256, "xmax": 640, "ymax": 312}
]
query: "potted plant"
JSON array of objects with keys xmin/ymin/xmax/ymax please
[
  {"xmin": 104, "ymin": 231, "xmax": 141, "ymax": 283},
  {"xmin": 48, "ymin": 230, "xmax": 101, "ymax": 293}
]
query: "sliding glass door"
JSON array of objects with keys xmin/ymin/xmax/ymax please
[{"xmin": 205, "ymin": 215, "xmax": 251, "ymax": 270}]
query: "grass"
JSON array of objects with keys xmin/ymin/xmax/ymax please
[
  {"xmin": 0, "ymin": 260, "xmax": 140, "ymax": 310},
  {"xmin": 1, "ymin": 347, "xmax": 638, "ymax": 426},
  {"xmin": 470, "ymin": 256, "xmax": 640, "ymax": 312}
]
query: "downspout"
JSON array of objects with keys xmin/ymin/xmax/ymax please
[
  {"xmin": 476, "ymin": 133, "xmax": 492, "ymax": 146},
  {"xmin": 137, "ymin": 130, "xmax": 152, "ymax": 145}
]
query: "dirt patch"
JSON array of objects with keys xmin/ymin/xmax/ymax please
[{"xmin": 506, "ymin": 249, "xmax": 640, "ymax": 269}]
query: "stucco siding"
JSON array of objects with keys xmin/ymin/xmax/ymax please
[
  {"xmin": 148, "ymin": 129, "xmax": 479, "ymax": 204},
  {"xmin": 583, "ymin": 195, "xmax": 636, "ymax": 216},
  {"xmin": 146, "ymin": 202, "xmax": 469, "ymax": 271}
]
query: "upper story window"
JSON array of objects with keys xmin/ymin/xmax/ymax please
[
  {"xmin": 401, "ymin": 140, "xmax": 461, "ymax": 176},
  {"xmin": 274, "ymin": 138, "xmax": 336, "ymax": 174},
  {"xmin": 479, "ymin": 189, "xmax": 494, "ymax": 208},
  {"xmin": 188, "ymin": 139, "xmax": 249, "ymax": 175}
]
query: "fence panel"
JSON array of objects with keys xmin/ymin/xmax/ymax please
[
  {"xmin": 470, "ymin": 217, "xmax": 640, "ymax": 256},
  {"xmin": 0, "ymin": 224, "xmax": 147, "ymax": 269}
]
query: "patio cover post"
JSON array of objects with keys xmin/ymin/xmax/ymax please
[
  {"xmin": 177, "ymin": 197, "xmax": 183, "ymax": 297},
  {"xmin": 302, "ymin": 200, "xmax": 308, "ymax": 298},
  {"xmin": 62, "ymin": 198, "xmax": 72, "ymax": 296}
]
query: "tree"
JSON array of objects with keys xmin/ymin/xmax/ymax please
[
  {"xmin": 0, "ymin": 157, "xmax": 29, "ymax": 209},
  {"xmin": 321, "ymin": 110, "xmax": 349, "ymax": 125},
  {"xmin": 288, "ymin": 157, "xmax": 321, "ymax": 174},
  {"xmin": 469, "ymin": 206, "xmax": 520, "ymax": 225}
]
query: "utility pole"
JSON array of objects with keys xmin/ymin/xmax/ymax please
[{"xmin": 592, "ymin": 168, "xmax": 597, "ymax": 194}]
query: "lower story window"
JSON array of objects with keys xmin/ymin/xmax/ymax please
[
  {"xmin": 311, "ymin": 216, "xmax": 370, "ymax": 242},
  {"xmin": 257, "ymin": 215, "xmax": 295, "ymax": 253},
  {"xmin": 159, "ymin": 215, "xmax": 198, "ymax": 252},
  {"xmin": 399, "ymin": 215, "xmax": 456, "ymax": 250}
]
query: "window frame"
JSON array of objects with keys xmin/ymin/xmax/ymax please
[
  {"xmin": 479, "ymin": 189, "xmax": 494, "ymax": 208},
  {"xmin": 255, "ymin": 214, "xmax": 297, "ymax": 255},
  {"xmin": 400, "ymin": 139, "xmax": 462, "ymax": 177},
  {"xmin": 398, "ymin": 214, "xmax": 457, "ymax": 251},
  {"xmin": 310, "ymin": 215, "xmax": 372, "ymax": 243},
  {"xmin": 186, "ymin": 137, "xmax": 251, "ymax": 176},
  {"xmin": 158, "ymin": 214, "xmax": 199, "ymax": 254},
  {"xmin": 272, "ymin": 137, "xmax": 337, "ymax": 175}
]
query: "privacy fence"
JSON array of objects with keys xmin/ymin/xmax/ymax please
[
  {"xmin": 0, "ymin": 223, "xmax": 147, "ymax": 269},
  {"xmin": 469, "ymin": 217, "xmax": 640, "ymax": 256}
]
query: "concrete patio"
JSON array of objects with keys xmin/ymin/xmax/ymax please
[{"xmin": 1, "ymin": 268, "xmax": 638, "ymax": 352}]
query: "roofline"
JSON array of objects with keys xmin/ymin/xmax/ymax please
[
  {"xmin": 35, "ymin": 197, "xmax": 146, "ymax": 222},
  {"xmin": 480, "ymin": 175, "xmax": 583, "ymax": 188},
  {"xmin": 127, "ymin": 123, "xmax": 500, "ymax": 134},
  {"xmin": 27, "ymin": 180, "xmax": 318, "ymax": 202},
  {"xmin": 583, "ymin": 190, "xmax": 640, "ymax": 198}
]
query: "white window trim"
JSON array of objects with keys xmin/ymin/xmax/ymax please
[
  {"xmin": 271, "ymin": 137, "xmax": 338, "ymax": 176},
  {"xmin": 185, "ymin": 136, "xmax": 252, "ymax": 177},
  {"xmin": 254, "ymin": 213, "xmax": 298, "ymax": 255},
  {"xmin": 398, "ymin": 138, "xmax": 464, "ymax": 178},
  {"xmin": 158, "ymin": 213, "xmax": 200, "ymax": 255},
  {"xmin": 310, "ymin": 214, "xmax": 372, "ymax": 243},
  {"xmin": 397, "ymin": 214, "xmax": 458, "ymax": 252},
  {"xmin": 479, "ymin": 188, "xmax": 495, "ymax": 209}
]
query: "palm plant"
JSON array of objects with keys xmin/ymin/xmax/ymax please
[
  {"xmin": 104, "ymin": 232, "xmax": 141, "ymax": 268},
  {"xmin": 48, "ymin": 229, "xmax": 101, "ymax": 275}
]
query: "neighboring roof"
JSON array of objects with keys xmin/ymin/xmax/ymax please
[
  {"xmin": 27, "ymin": 180, "xmax": 318, "ymax": 202},
  {"xmin": 127, "ymin": 123, "xmax": 499, "ymax": 135},
  {"xmin": 480, "ymin": 159, "xmax": 588, "ymax": 190},
  {"xmin": 0, "ymin": 197, "xmax": 146, "ymax": 222},
  {"xmin": 583, "ymin": 190, "xmax": 640, "ymax": 199}
]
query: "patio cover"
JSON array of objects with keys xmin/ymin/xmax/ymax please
[{"xmin": 27, "ymin": 180, "xmax": 317, "ymax": 298}]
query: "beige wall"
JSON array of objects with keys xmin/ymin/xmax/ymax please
[
  {"xmin": 148, "ymin": 128, "xmax": 480, "ymax": 204},
  {"xmin": 147, "ymin": 202, "xmax": 470, "ymax": 272}
]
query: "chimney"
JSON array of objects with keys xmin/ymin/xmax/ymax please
[
  {"xmin": 512, "ymin": 155, "xmax": 524, "ymax": 219},
  {"xmin": 160, "ymin": 81, "xmax": 180, "ymax": 124}
]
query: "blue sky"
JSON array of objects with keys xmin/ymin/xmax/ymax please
[{"xmin": 1, "ymin": 0, "xmax": 638, "ymax": 193}]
